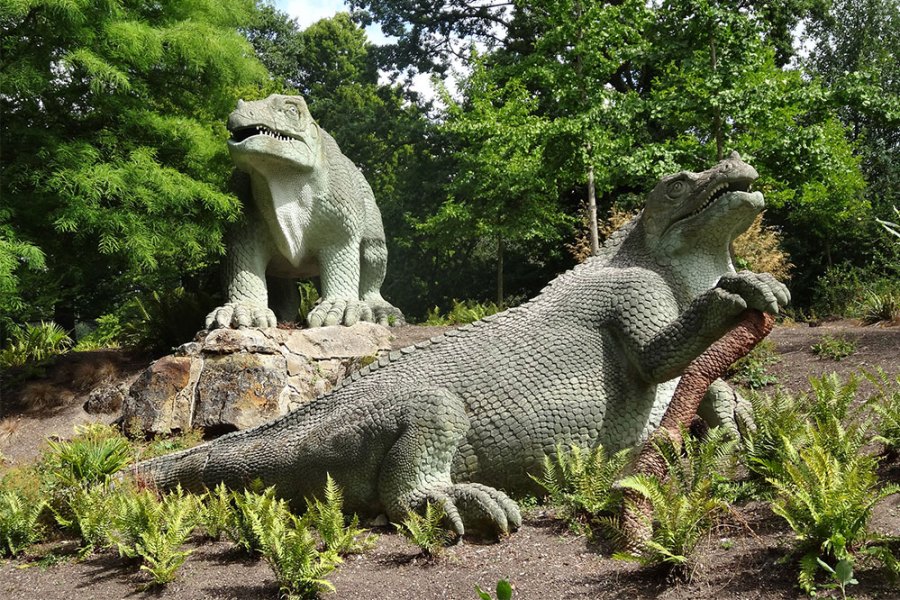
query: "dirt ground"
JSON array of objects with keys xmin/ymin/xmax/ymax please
[{"xmin": 1, "ymin": 321, "xmax": 898, "ymax": 599}]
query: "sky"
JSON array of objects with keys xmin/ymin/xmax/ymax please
[{"xmin": 273, "ymin": 0, "xmax": 392, "ymax": 45}]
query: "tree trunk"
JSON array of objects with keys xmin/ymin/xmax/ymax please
[
  {"xmin": 588, "ymin": 160, "xmax": 600, "ymax": 256},
  {"xmin": 620, "ymin": 309, "xmax": 775, "ymax": 553}
]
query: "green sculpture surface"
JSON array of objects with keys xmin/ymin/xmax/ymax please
[
  {"xmin": 141, "ymin": 153, "xmax": 788, "ymax": 536},
  {"xmin": 205, "ymin": 94, "xmax": 404, "ymax": 329}
]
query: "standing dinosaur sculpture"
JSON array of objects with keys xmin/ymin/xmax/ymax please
[
  {"xmin": 205, "ymin": 94, "xmax": 404, "ymax": 329},
  {"xmin": 136, "ymin": 152, "xmax": 788, "ymax": 536}
]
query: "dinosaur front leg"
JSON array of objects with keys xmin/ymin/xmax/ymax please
[
  {"xmin": 308, "ymin": 241, "xmax": 373, "ymax": 327},
  {"xmin": 697, "ymin": 378, "xmax": 753, "ymax": 436},
  {"xmin": 206, "ymin": 215, "xmax": 277, "ymax": 329},
  {"xmin": 379, "ymin": 389, "xmax": 522, "ymax": 537},
  {"xmin": 359, "ymin": 237, "xmax": 405, "ymax": 326}
]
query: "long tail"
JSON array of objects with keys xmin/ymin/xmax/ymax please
[{"xmin": 129, "ymin": 442, "xmax": 213, "ymax": 492}]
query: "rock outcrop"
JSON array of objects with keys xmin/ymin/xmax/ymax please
[{"xmin": 121, "ymin": 323, "xmax": 392, "ymax": 435}]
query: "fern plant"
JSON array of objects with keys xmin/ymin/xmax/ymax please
[
  {"xmin": 531, "ymin": 443, "xmax": 630, "ymax": 531},
  {"xmin": 394, "ymin": 501, "xmax": 453, "ymax": 558},
  {"xmin": 199, "ymin": 482, "xmax": 232, "ymax": 541},
  {"xmin": 56, "ymin": 483, "xmax": 116, "ymax": 556},
  {"xmin": 605, "ymin": 428, "xmax": 735, "ymax": 579},
  {"xmin": 258, "ymin": 512, "xmax": 341, "ymax": 600},
  {"xmin": 228, "ymin": 485, "xmax": 293, "ymax": 555},
  {"xmin": 108, "ymin": 485, "xmax": 163, "ymax": 559},
  {"xmin": 867, "ymin": 370, "xmax": 900, "ymax": 456},
  {"xmin": 0, "ymin": 488, "xmax": 45, "ymax": 557},
  {"xmin": 740, "ymin": 389, "xmax": 808, "ymax": 495},
  {"xmin": 766, "ymin": 431, "xmax": 900, "ymax": 594},
  {"xmin": 42, "ymin": 423, "xmax": 133, "ymax": 491},
  {"xmin": 133, "ymin": 488, "xmax": 199, "ymax": 587},
  {"xmin": 303, "ymin": 474, "xmax": 376, "ymax": 555},
  {"xmin": 0, "ymin": 321, "xmax": 72, "ymax": 368}
]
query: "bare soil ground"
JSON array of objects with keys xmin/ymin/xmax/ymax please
[{"xmin": 1, "ymin": 322, "xmax": 898, "ymax": 600}]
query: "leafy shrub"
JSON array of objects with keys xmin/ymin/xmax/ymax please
[
  {"xmin": 302, "ymin": 474, "xmax": 375, "ymax": 555},
  {"xmin": 868, "ymin": 370, "xmax": 900, "ymax": 455},
  {"xmin": 531, "ymin": 443, "xmax": 630, "ymax": 532},
  {"xmin": 810, "ymin": 335, "xmax": 857, "ymax": 360},
  {"xmin": 856, "ymin": 290, "xmax": 900, "ymax": 325},
  {"xmin": 0, "ymin": 321, "xmax": 72, "ymax": 368},
  {"xmin": 72, "ymin": 313, "xmax": 123, "ymax": 351},
  {"xmin": 0, "ymin": 488, "xmax": 45, "ymax": 557},
  {"xmin": 133, "ymin": 488, "xmax": 198, "ymax": 587},
  {"xmin": 42, "ymin": 424, "xmax": 133, "ymax": 491},
  {"xmin": 57, "ymin": 484, "xmax": 116, "ymax": 556},
  {"xmin": 394, "ymin": 501, "xmax": 454, "ymax": 558},
  {"xmin": 109, "ymin": 485, "xmax": 163, "ymax": 559},
  {"xmin": 258, "ymin": 512, "xmax": 341, "ymax": 600},
  {"xmin": 115, "ymin": 287, "xmax": 212, "ymax": 352},
  {"xmin": 812, "ymin": 264, "xmax": 900, "ymax": 321},
  {"xmin": 228, "ymin": 485, "xmax": 293, "ymax": 555},
  {"xmin": 766, "ymin": 433, "xmax": 899, "ymax": 594},
  {"xmin": 297, "ymin": 281, "xmax": 320, "ymax": 324},
  {"xmin": 199, "ymin": 482, "xmax": 232, "ymax": 541},
  {"xmin": 606, "ymin": 428, "xmax": 735, "ymax": 578},
  {"xmin": 425, "ymin": 299, "xmax": 502, "ymax": 325},
  {"xmin": 732, "ymin": 214, "xmax": 793, "ymax": 282},
  {"xmin": 135, "ymin": 429, "xmax": 204, "ymax": 462},
  {"xmin": 740, "ymin": 389, "xmax": 808, "ymax": 495},
  {"xmin": 727, "ymin": 339, "xmax": 779, "ymax": 388}
]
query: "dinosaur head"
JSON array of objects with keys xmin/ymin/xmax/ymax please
[
  {"xmin": 641, "ymin": 152, "xmax": 763, "ymax": 256},
  {"xmin": 226, "ymin": 94, "xmax": 322, "ymax": 173}
]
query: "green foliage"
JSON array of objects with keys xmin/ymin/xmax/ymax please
[
  {"xmin": 740, "ymin": 389, "xmax": 808, "ymax": 494},
  {"xmin": 198, "ymin": 482, "xmax": 232, "ymax": 541},
  {"xmin": 59, "ymin": 484, "xmax": 116, "ymax": 556},
  {"xmin": 424, "ymin": 299, "xmax": 503, "ymax": 325},
  {"xmin": 607, "ymin": 428, "xmax": 735, "ymax": 578},
  {"xmin": 815, "ymin": 558, "xmax": 858, "ymax": 600},
  {"xmin": 475, "ymin": 578, "xmax": 513, "ymax": 600},
  {"xmin": 0, "ymin": 488, "xmax": 46, "ymax": 557},
  {"xmin": 133, "ymin": 489, "xmax": 198, "ymax": 587},
  {"xmin": 228, "ymin": 486, "xmax": 293, "ymax": 555},
  {"xmin": 108, "ymin": 485, "xmax": 163, "ymax": 560},
  {"xmin": 530, "ymin": 443, "xmax": 630, "ymax": 532},
  {"xmin": 727, "ymin": 339, "xmax": 780, "ymax": 388},
  {"xmin": 810, "ymin": 335, "xmax": 857, "ymax": 360},
  {"xmin": 114, "ymin": 288, "xmax": 213, "ymax": 352},
  {"xmin": 257, "ymin": 512, "xmax": 341, "ymax": 600},
  {"xmin": 0, "ymin": 321, "xmax": 72, "ymax": 368},
  {"xmin": 302, "ymin": 474, "xmax": 376, "ymax": 556},
  {"xmin": 135, "ymin": 429, "xmax": 205, "ymax": 462},
  {"xmin": 857, "ymin": 290, "xmax": 900, "ymax": 325},
  {"xmin": 811, "ymin": 264, "xmax": 900, "ymax": 320},
  {"xmin": 766, "ymin": 432, "xmax": 899, "ymax": 594},
  {"xmin": 41, "ymin": 424, "xmax": 133, "ymax": 491},
  {"xmin": 1, "ymin": 0, "xmax": 267, "ymax": 331},
  {"xmin": 297, "ymin": 281, "xmax": 320, "ymax": 325},
  {"xmin": 394, "ymin": 501, "xmax": 454, "ymax": 558},
  {"xmin": 869, "ymin": 371, "xmax": 900, "ymax": 455}
]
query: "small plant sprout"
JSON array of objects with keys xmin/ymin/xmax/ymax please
[
  {"xmin": 816, "ymin": 558, "xmax": 858, "ymax": 600},
  {"xmin": 810, "ymin": 335, "xmax": 857, "ymax": 361},
  {"xmin": 394, "ymin": 501, "xmax": 454, "ymax": 558},
  {"xmin": 303, "ymin": 474, "xmax": 376, "ymax": 555},
  {"xmin": 476, "ymin": 577, "xmax": 513, "ymax": 600}
]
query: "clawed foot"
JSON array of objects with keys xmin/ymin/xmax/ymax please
[
  {"xmin": 400, "ymin": 483, "xmax": 522, "ymax": 538},
  {"xmin": 364, "ymin": 295, "xmax": 405, "ymax": 326},
  {"xmin": 206, "ymin": 302, "xmax": 277, "ymax": 329},
  {"xmin": 715, "ymin": 271, "xmax": 790, "ymax": 315},
  {"xmin": 307, "ymin": 298, "xmax": 373, "ymax": 327}
]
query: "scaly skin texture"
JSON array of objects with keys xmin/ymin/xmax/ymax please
[
  {"xmin": 137, "ymin": 153, "xmax": 789, "ymax": 536},
  {"xmin": 205, "ymin": 94, "xmax": 404, "ymax": 329}
]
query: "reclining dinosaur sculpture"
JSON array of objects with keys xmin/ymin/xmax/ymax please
[{"xmin": 138, "ymin": 152, "xmax": 788, "ymax": 536}]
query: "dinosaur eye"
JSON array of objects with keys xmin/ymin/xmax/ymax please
[
  {"xmin": 287, "ymin": 105, "xmax": 298, "ymax": 115},
  {"xmin": 668, "ymin": 180, "xmax": 686, "ymax": 197}
]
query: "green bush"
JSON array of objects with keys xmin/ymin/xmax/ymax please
[
  {"xmin": 258, "ymin": 513, "xmax": 341, "ymax": 600},
  {"xmin": 72, "ymin": 314, "xmax": 123, "ymax": 351},
  {"xmin": 42, "ymin": 424, "xmax": 133, "ymax": 491},
  {"xmin": 531, "ymin": 443, "xmax": 630, "ymax": 533},
  {"xmin": 0, "ymin": 321, "xmax": 72, "ymax": 368},
  {"xmin": 394, "ymin": 501, "xmax": 454, "ymax": 558},
  {"xmin": 811, "ymin": 264, "xmax": 900, "ymax": 321},
  {"xmin": 810, "ymin": 335, "xmax": 857, "ymax": 360},
  {"xmin": 57, "ymin": 484, "xmax": 116, "ymax": 556},
  {"xmin": 133, "ymin": 488, "xmax": 198, "ymax": 587},
  {"xmin": 297, "ymin": 281, "xmax": 320, "ymax": 324},
  {"xmin": 727, "ymin": 339, "xmax": 779, "ymax": 388},
  {"xmin": 228, "ymin": 485, "xmax": 293, "ymax": 555},
  {"xmin": 0, "ymin": 488, "xmax": 46, "ymax": 557},
  {"xmin": 767, "ymin": 432, "xmax": 899, "ymax": 594},
  {"xmin": 740, "ymin": 389, "xmax": 808, "ymax": 495},
  {"xmin": 302, "ymin": 474, "xmax": 376, "ymax": 555},
  {"xmin": 856, "ymin": 290, "xmax": 900, "ymax": 325},
  {"xmin": 868, "ymin": 371, "xmax": 900, "ymax": 455},
  {"xmin": 199, "ymin": 482, "xmax": 232, "ymax": 541},
  {"xmin": 115, "ymin": 287, "xmax": 212, "ymax": 352},
  {"xmin": 424, "ymin": 299, "xmax": 502, "ymax": 325},
  {"xmin": 606, "ymin": 428, "xmax": 735, "ymax": 578}
]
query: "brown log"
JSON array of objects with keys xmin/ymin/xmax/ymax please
[{"xmin": 620, "ymin": 309, "xmax": 775, "ymax": 553}]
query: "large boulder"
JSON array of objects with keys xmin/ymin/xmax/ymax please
[{"xmin": 121, "ymin": 323, "xmax": 392, "ymax": 435}]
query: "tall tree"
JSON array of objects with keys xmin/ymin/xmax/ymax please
[{"xmin": 1, "ymin": 0, "xmax": 270, "ymax": 329}]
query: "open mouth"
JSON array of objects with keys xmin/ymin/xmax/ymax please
[
  {"xmin": 229, "ymin": 125, "xmax": 294, "ymax": 143},
  {"xmin": 683, "ymin": 177, "xmax": 754, "ymax": 219}
]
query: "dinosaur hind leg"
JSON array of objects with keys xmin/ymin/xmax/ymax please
[
  {"xmin": 359, "ymin": 237, "xmax": 404, "ymax": 325},
  {"xmin": 379, "ymin": 388, "xmax": 521, "ymax": 537}
]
